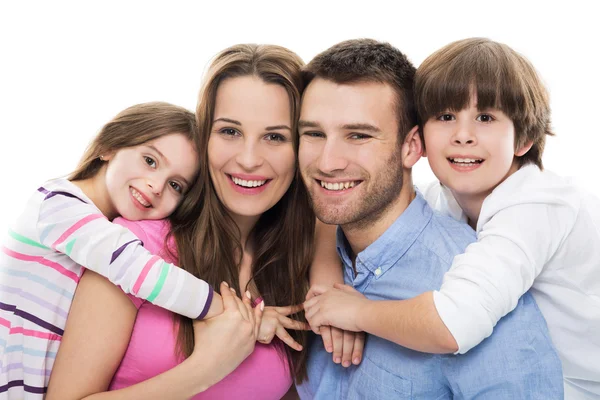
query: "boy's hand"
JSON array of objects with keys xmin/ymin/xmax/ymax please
[
  {"xmin": 304, "ymin": 283, "xmax": 368, "ymax": 333},
  {"xmin": 257, "ymin": 304, "xmax": 310, "ymax": 351}
]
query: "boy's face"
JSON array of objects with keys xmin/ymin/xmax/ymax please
[{"xmin": 423, "ymin": 97, "xmax": 529, "ymax": 203}]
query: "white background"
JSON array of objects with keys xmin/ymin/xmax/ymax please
[{"xmin": 1, "ymin": 1, "xmax": 598, "ymax": 235}]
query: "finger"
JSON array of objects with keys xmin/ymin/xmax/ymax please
[
  {"xmin": 279, "ymin": 315, "xmax": 311, "ymax": 331},
  {"xmin": 231, "ymin": 287, "xmax": 250, "ymax": 321},
  {"xmin": 243, "ymin": 290, "xmax": 255, "ymax": 327},
  {"xmin": 331, "ymin": 327, "xmax": 343, "ymax": 364},
  {"xmin": 333, "ymin": 283, "xmax": 356, "ymax": 293},
  {"xmin": 341, "ymin": 330, "xmax": 355, "ymax": 367},
  {"xmin": 305, "ymin": 284, "xmax": 329, "ymax": 300},
  {"xmin": 253, "ymin": 300, "xmax": 264, "ymax": 339},
  {"xmin": 274, "ymin": 303, "xmax": 304, "ymax": 316},
  {"xmin": 352, "ymin": 331, "xmax": 365, "ymax": 365},
  {"xmin": 276, "ymin": 325, "xmax": 303, "ymax": 351},
  {"xmin": 219, "ymin": 282, "xmax": 237, "ymax": 311},
  {"xmin": 320, "ymin": 325, "xmax": 333, "ymax": 353},
  {"xmin": 303, "ymin": 306, "xmax": 321, "ymax": 335},
  {"xmin": 303, "ymin": 296, "xmax": 319, "ymax": 311}
]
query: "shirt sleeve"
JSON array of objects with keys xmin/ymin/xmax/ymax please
[
  {"xmin": 433, "ymin": 172, "xmax": 580, "ymax": 354},
  {"xmin": 35, "ymin": 187, "xmax": 213, "ymax": 320}
]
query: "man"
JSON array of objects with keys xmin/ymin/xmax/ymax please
[{"xmin": 296, "ymin": 39, "xmax": 563, "ymax": 399}]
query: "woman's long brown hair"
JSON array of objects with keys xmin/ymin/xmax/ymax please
[{"xmin": 168, "ymin": 44, "xmax": 315, "ymax": 382}]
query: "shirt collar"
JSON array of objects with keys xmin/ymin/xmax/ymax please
[{"xmin": 335, "ymin": 192, "xmax": 433, "ymax": 276}]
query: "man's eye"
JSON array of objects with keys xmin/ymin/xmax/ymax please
[
  {"xmin": 350, "ymin": 133, "xmax": 370, "ymax": 140},
  {"xmin": 169, "ymin": 181, "xmax": 182, "ymax": 193},
  {"xmin": 144, "ymin": 156, "xmax": 156, "ymax": 168},
  {"xmin": 476, "ymin": 114, "xmax": 494, "ymax": 123},
  {"xmin": 301, "ymin": 131, "xmax": 325, "ymax": 138}
]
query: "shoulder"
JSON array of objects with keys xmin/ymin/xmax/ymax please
[
  {"xmin": 417, "ymin": 210, "xmax": 476, "ymax": 266},
  {"xmin": 113, "ymin": 218, "xmax": 176, "ymax": 262}
]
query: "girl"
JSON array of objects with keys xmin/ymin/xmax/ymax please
[
  {"xmin": 0, "ymin": 102, "xmax": 227, "ymax": 399},
  {"xmin": 46, "ymin": 44, "xmax": 342, "ymax": 399}
]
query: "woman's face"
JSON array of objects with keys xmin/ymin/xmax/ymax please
[{"xmin": 208, "ymin": 75, "xmax": 296, "ymax": 222}]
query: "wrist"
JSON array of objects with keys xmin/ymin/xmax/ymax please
[{"xmin": 355, "ymin": 298, "xmax": 372, "ymax": 332}]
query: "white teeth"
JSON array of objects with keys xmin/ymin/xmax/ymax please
[
  {"xmin": 450, "ymin": 158, "xmax": 483, "ymax": 164},
  {"xmin": 320, "ymin": 180, "xmax": 357, "ymax": 191},
  {"xmin": 130, "ymin": 188, "xmax": 151, "ymax": 207},
  {"xmin": 231, "ymin": 176, "xmax": 267, "ymax": 188}
]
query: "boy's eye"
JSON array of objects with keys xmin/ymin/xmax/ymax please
[
  {"xmin": 144, "ymin": 156, "xmax": 157, "ymax": 168},
  {"xmin": 476, "ymin": 114, "xmax": 495, "ymax": 123},
  {"xmin": 436, "ymin": 114, "xmax": 454, "ymax": 122},
  {"xmin": 265, "ymin": 133, "xmax": 287, "ymax": 142},
  {"xmin": 169, "ymin": 181, "xmax": 182, "ymax": 193},
  {"xmin": 301, "ymin": 131, "xmax": 325, "ymax": 139}
]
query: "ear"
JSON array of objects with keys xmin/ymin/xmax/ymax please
[
  {"xmin": 515, "ymin": 140, "xmax": 533, "ymax": 157},
  {"xmin": 100, "ymin": 151, "xmax": 116, "ymax": 162},
  {"xmin": 401, "ymin": 125, "xmax": 423, "ymax": 169}
]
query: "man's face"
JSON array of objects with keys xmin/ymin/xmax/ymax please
[{"xmin": 298, "ymin": 78, "xmax": 405, "ymax": 228}]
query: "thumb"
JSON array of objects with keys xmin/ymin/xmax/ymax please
[{"xmin": 333, "ymin": 283, "xmax": 356, "ymax": 292}]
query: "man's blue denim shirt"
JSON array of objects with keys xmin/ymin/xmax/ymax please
[{"xmin": 297, "ymin": 192, "xmax": 563, "ymax": 399}]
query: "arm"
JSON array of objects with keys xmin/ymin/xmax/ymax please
[
  {"xmin": 35, "ymin": 186, "xmax": 222, "ymax": 320},
  {"xmin": 305, "ymin": 200, "xmax": 576, "ymax": 354},
  {"xmin": 47, "ymin": 272, "xmax": 260, "ymax": 400},
  {"xmin": 308, "ymin": 219, "xmax": 343, "ymax": 290}
]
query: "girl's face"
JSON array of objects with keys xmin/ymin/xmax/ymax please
[
  {"xmin": 103, "ymin": 133, "xmax": 199, "ymax": 220},
  {"xmin": 423, "ymin": 97, "xmax": 530, "ymax": 203},
  {"xmin": 208, "ymin": 75, "xmax": 296, "ymax": 222}
]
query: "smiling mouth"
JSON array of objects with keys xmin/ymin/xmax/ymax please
[
  {"xmin": 228, "ymin": 174, "xmax": 270, "ymax": 188},
  {"xmin": 447, "ymin": 157, "xmax": 484, "ymax": 166},
  {"xmin": 130, "ymin": 187, "xmax": 151, "ymax": 208},
  {"xmin": 317, "ymin": 179, "xmax": 361, "ymax": 191}
]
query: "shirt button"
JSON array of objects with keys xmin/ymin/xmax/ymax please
[{"xmin": 374, "ymin": 267, "xmax": 382, "ymax": 276}]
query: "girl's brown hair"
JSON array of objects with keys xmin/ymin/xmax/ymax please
[
  {"xmin": 170, "ymin": 44, "xmax": 315, "ymax": 382},
  {"xmin": 415, "ymin": 37, "xmax": 553, "ymax": 168}
]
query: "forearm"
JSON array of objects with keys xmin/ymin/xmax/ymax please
[
  {"xmin": 310, "ymin": 219, "xmax": 343, "ymax": 287},
  {"xmin": 357, "ymin": 291, "xmax": 458, "ymax": 353},
  {"xmin": 81, "ymin": 357, "xmax": 220, "ymax": 400}
]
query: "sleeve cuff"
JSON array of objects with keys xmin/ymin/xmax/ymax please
[{"xmin": 196, "ymin": 284, "xmax": 214, "ymax": 320}]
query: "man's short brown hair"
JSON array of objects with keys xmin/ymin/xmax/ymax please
[
  {"xmin": 303, "ymin": 39, "xmax": 417, "ymax": 142},
  {"xmin": 415, "ymin": 37, "xmax": 553, "ymax": 168}
]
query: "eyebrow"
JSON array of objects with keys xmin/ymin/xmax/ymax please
[
  {"xmin": 214, "ymin": 117, "xmax": 291, "ymax": 131},
  {"xmin": 145, "ymin": 145, "xmax": 190, "ymax": 187},
  {"xmin": 298, "ymin": 120, "xmax": 381, "ymax": 133}
]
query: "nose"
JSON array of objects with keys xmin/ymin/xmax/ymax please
[
  {"xmin": 451, "ymin": 121, "xmax": 477, "ymax": 146},
  {"xmin": 317, "ymin": 138, "xmax": 349, "ymax": 174},
  {"xmin": 235, "ymin": 140, "xmax": 264, "ymax": 170},
  {"xmin": 147, "ymin": 179, "xmax": 165, "ymax": 196}
]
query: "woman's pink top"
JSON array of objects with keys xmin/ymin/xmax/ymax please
[{"xmin": 108, "ymin": 219, "xmax": 293, "ymax": 399}]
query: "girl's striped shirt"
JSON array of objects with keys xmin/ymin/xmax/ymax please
[{"xmin": 0, "ymin": 179, "xmax": 213, "ymax": 398}]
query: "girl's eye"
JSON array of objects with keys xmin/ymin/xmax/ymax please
[
  {"xmin": 144, "ymin": 156, "xmax": 157, "ymax": 168},
  {"xmin": 436, "ymin": 113, "xmax": 454, "ymax": 122},
  {"xmin": 265, "ymin": 133, "xmax": 287, "ymax": 142},
  {"xmin": 476, "ymin": 114, "xmax": 495, "ymax": 123},
  {"xmin": 169, "ymin": 181, "xmax": 182, "ymax": 194}
]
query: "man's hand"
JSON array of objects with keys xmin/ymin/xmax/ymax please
[
  {"xmin": 304, "ymin": 283, "xmax": 369, "ymax": 333},
  {"xmin": 257, "ymin": 304, "xmax": 310, "ymax": 351}
]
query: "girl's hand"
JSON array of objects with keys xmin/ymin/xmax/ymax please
[
  {"xmin": 190, "ymin": 282, "xmax": 263, "ymax": 382},
  {"xmin": 304, "ymin": 283, "xmax": 368, "ymax": 333},
  {"xmin": 257, "ymin": 304, "xmax": 310, "ymax": 351}
]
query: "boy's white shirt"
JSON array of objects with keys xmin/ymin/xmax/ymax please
[{"xmin": 420, "ymin": 165, "xmax": 600, "ymax": 398}]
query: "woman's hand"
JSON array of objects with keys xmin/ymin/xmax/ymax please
[
  {"xmin": 189, "ymin": 282, "xmax": 264, "ymax": 385},
  {"xmin": 257, "ymin": 304, "xmax": 310, "ymax": 351}
]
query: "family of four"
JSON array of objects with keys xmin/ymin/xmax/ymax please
[{"xmin": 1, "ymin": 37, "xmax": 598, "ymax": 399}]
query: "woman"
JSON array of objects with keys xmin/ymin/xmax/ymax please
[{"xmin": 46, "ymin": 44, "xmax": 337, "ymax": 399}]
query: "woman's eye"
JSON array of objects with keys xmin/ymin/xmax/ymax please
[
  {"xmin": 144, "ymin": 156, "xmax": 157, "ymax": 168},
  {"xmin": 476, "ymin": 114, "xmax": 494, "ymax": 123},
  {"xmin": 169, "ymin": 181, "xmax": 182, "ymax": 193},
  {"xmin": 219, "ymin": 128, "xmax": 239, "ymax": 136},
  {"xmin": 265, "ymin": 133, "xmax": 286, "ymax": 142}
]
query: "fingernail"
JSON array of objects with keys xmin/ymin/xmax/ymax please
[
  {"xmin": 245, "ymin": 290, "xmax": 251, "ymax": 300},
  {"xmin": 326, "ymin": 346, "xmax": 332, "ymax": 353},
  {"xmin": 260, "ymin": 301, "xmax": 265, "ymax": 311},
  {"xmin": 230, "ymin": 287, "xmax": 236, "ymax": 293},
  {"xmin": 334, "ymin": 357, "xmax": 341, "ymax": 363},
  {"xmin": 342, "ymin": 361, "xmax": 351, "ymax": 367},
  {"xmin": 353, "ymin": 357, "xmax": 361, "ymax": 365},
  {"xmin": 223, "ymin": 281, "xmax": 229, "ymax": 287}
]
